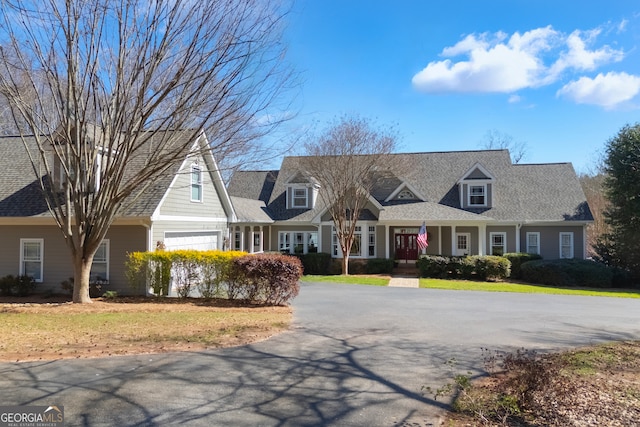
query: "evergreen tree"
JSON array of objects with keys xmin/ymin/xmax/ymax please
[{"xmin": 596, "ymin": 124, "xmax": 640, "ymax": 281}]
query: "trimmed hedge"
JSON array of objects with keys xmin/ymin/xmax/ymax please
[
  {"xmin": 126, "ymin": 250, "xmax": 245, "ymax": 298},
  {"xmin": 126, "ymin": 250, "xmax": 301, "ymax": 305},
  {"xmin": 417, "ymin": 255, "xmax": 510, "ymax": 281},
  {"xmin": 230, "ymin": 253, "xmax": 302, "ymax": 305},
  {"xmin": 294, "ymin": 252, "xmax": 332, "ymax": 275},
  {"xmin": 520, "ymin": 259, "xmax": 614, "ymax": 288},
  {"xmin": 365, "ymin": 258, "xmax": 395, "ymax": 274},
  {"xmin": 503, "ymin": 253, "xmax": 543, "ymax": 279},
  {"xmin": 0, "ymin": 274, "xmax": 36, "ymax": 296}
]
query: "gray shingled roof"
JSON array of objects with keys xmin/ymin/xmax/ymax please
[
  {"xmin": 230, "ymin": 196, "xmax": 273, "ymax": 223},
  {"xmin": 227, "ymin": 149, "xmax": 593, "ymax": 224},
  {"xmin": 0, "ymin": 131, "xmax": 195, "ymax": 218}
]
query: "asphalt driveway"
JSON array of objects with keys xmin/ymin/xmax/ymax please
[{"xmin": 2, "ymin": 283, "xmax": 640, "ymax": 426}]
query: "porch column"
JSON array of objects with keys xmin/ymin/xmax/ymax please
[
  {"xmin": 479, "ymin": 223, "xmax": 486, "ymax": 256},
  {"xmin": 240, "ymin": 229, "xmax": 244, "ymax": 252},
  {"xmin": 385, "ymin": 225, "xmax": 389, "ymax": 259},
  {"xmin": 438, "ymin": 226, "xmax": 442, "ymax": 255},
  {"xmin": 515, "ymin": 224, "xmax": 521, "ymax": 254},
  {"xmin": 259, "ymin": 226, "xmax": 264, "ymax": 252},
  {"xmin": 249, "ymin": 227, "xmax": 254, "ymax": 253},
  {"xmin": 451, "ymin": 225, "xmax": 456, "ymax": 256}
]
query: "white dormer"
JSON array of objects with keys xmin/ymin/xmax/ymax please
[
  {"xmin": 286, "ymin": 171, "xmax": 319, "ymax": 209},
  {"xmin": 385, "ymin": 182, "xmax": 426, "ymax": 202},
  {"xmin": 457, "ymin": 163, "xmax": 495, "ymax": 208}
]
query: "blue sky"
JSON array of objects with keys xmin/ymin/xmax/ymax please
[{"xmin": 280, "ymin": 0, "xmax": 640, "ymax": 173}]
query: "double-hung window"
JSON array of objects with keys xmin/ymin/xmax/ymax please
[
  {"xmin": 368, "ymin": 226, "xmax": 376, "ymax": 257},
  {"xmin": 490, "ymin": 232, "xmax": 506, "ymax": 256},
  {"xmin": 20, "ymin": 239, "xmax": 43, "ymax": 282},
  {"xmin": 292, "ymin": 188, "xmax": 308, "ymax": 208},
  {"xmin": 191, "ymin": 165, "xmax": 203, "ymax": 202},
  {"xmin": 469, "ymin": 185, "xmax": 486, "ymax": 206},
  {"xmin": 90, "ymin": 240, "xmax": 109, "ymax": 283},
  {"xmin": 560, "ymin": 232, "xmax": 574, "ymax": 259},
  {"xmin": 526, "ymin": 232, "xmax": 540, "ymax": 254}
]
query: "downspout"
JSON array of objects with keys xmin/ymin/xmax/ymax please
[{"xmin": 516, "ymin": 223, "xmax": 522, "ymax": 253}]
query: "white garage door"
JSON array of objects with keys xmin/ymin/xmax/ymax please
[{"xmin": 164, "ymin": 231, "xmax": 219, "ymax": 251}]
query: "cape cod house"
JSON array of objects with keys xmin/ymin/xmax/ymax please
[
  {"xmin": 227, "ymin": 149, "xmax": 593, "ymax": 262},
  {"xmin": 0, "ymin": 130, "xmax": 235, "ymax": 295}
]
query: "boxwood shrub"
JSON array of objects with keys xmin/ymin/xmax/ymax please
[
  {"xmin": 417, "ymin": 255, "xmax": 510, "ymax": 281},
  {"xmin": 365, "ymin": 258, "xmax": 395, "ymax": 274},
  {"xmin": 294, "ymin": 252, "xmax": 332, "ymax": 275},
  {"xmin": 503, "ymin": 253, "xmax": 543, "ymax": 279},
  {"xmin": 520, "ymin": 259, "xmax": 614, "ymax": 288}
]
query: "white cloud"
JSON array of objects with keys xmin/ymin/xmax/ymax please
[
  {"xmin": 556, "ymin": 72, "xmax": 640, "ymax": 108},
  {"xmin": 508, "ymin": 94, "xmax": 522, "ymax": 103},
  {"xmin": 412, "ymin": 25, "xmax": 625, "ymax": 97}
]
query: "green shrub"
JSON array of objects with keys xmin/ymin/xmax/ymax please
[
  {"xmin": 295, "ymin": 252, "xmax": 332, "ymax": 275},
  {"xmin": 0, "ymin": 275, "xmax": 36, "ymax": 297},
  {"xmin": 521, "ymin": 259, "xmax": 614, "ymax": 288},
  {"xmin": 365, "ymin": 258, "xmax": 395, "ymax": 274},
  {"xmin": 418, "ymin": 255, "xmax": 510, "ymax": 281},
  {"xmin": 471, "ymin": 255, "xmax": 511, "ymax": 281},
  {"xmin": 230, "ymin": 253, "xmax": 302, "ymax": 305},
  {"xmin": 417, "ymin": 255, "xmax": 450, "ymax": 278},
  {"xmin": 503, "ymin": 253, "xmax": 543, "ymax": 279}
]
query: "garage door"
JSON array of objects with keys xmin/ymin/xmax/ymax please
[{"xmin": 164, "ymin": 231, "xmax": 219, "ymax": 251}]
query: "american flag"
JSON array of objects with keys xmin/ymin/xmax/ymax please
[{"xmin": 417, "ymin": 221, "xmax": 428, "ymax": 250}]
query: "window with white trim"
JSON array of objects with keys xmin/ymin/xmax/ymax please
[
  {"xmin": 279, "ymin": 232, "xmax": 290, "ymax": 253},
  {"xmin": 292, "ymin": 187, "xmax": 308, "ymax": 208},
  {"xmin": 368, "ymin": 226, "xmax": 376, "ymax": 257},
  {"xmin": 526, "ymin": 232, "xmax": 540, "ymax": 254},
  {"xmin": 191, "ymin": 165, "xmax": 203, "ymax": 202},
  {"xmin": 469, "ymin": 185, "xmax": 486, "ymax": 206},
  {"xmin": 332, "ymin": 232, "xmax": 338, "ymax": 256},
  {"xmin": 350, "ymin": 226, "xmax": 362, "ymax": 256},
  {"xmin": 90, "ymin": 240, "xmax": 109, "ymax": 282},
  {"xmin": 20, "ymin": 239, "xmax": 43, "ymax": 282},
  {"xmin": 490, "ymin": 232, "xmax": 506, "ymax": 256},
  {"xmin": 307, "ymin": 232, "xmax": 318, "ymax": 253},
  {"xmin": 560, "ymin": 232, "xmax": 574, "ymax": 259}
]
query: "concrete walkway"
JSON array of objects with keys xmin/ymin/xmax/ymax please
[{"xmin": 388, "ymin": 276, "xmax": 420, "ymax": 287}]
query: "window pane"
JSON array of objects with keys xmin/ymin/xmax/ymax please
[
  {"xmin": 350, "ymin": 235, "xmax": 361, "ymax": 256},
  {"xmin": 23, "ymin": 242, "xmax": 41, "ymax": 260},
  {"xmin": 307, "ymin": 232, "xmax": 318, "ymax": 253},
  {"xmin": 24, "ymin": 261, "xmax": 41, "ymax": 281}
]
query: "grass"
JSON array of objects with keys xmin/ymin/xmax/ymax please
[
  {"xmin": 419, "ymin": 278, "xmax": 640, "ymax": 298},
  {"xmin": 0, "ymin": 299, "xmax": 291, "ymax": 362},
  {"xmin": 301, "ymin": 275, "xmax": 390, "ymax": 286}
]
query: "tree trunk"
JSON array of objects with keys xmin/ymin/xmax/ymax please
[
  {"xmin": 342, "ymin": 253, "xmax": 350, "ymax": 276},
  {"xmin": 72, "ymin": 254, "xmax": 94, "ymax": 303}
]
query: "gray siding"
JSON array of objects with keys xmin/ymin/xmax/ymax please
[
  {"xmin": 0, "ymin": 225, "xmax": 147, "ymax": 295},
  {"xmin": 159, "ymin": 154, "xmax": 228, "ymax": 218},
  {"xmin": 520, "ymin": 225, "xmax": 586, "ymax": 259}
]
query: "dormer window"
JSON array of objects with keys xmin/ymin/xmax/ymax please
[
  {"xmin": 397, "ymin": 189, "xmax": 415, "ymax": 200},
  {"xmin": 292, "ymin": 188, "xmax": 308, "ymax": 208},
  {"xmin": 458, "ymin": 163, "xmax": 494, "ymax": 209},
  {"xmin": 191, "ymin": 164, "xmax": 203, "ymax": 202},
  {"xmin": 469, "ymin": 185, "xmax": 486, "ymax": 206}
]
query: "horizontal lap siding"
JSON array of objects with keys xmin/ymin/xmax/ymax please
[
  {"xmin": 0, "ymin": 225, "xmax": 147, "ymax": 295},
  {"xmin": 159, "ymin": 154, "xmax": 228, "ymax": 218},
  {"xmin": 520, "ymin": 225, "xmax": 585, "ymax": 259}
]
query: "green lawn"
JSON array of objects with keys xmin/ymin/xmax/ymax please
[
  {"xmin": 419, "ymin": 278, "xmax": 640, "ymax": 298},
  {"xmin": 301, "ymin": 275, "xmax": 390, "ymax": 286}
]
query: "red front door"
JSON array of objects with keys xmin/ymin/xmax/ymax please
[{"xmin": 395, "ymin": 234, "xmax": 418, "ymax": 261}]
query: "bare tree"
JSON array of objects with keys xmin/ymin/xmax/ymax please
[
  {"xmin": 480, "ymin": 129, "xmax": 528, "ymax": 164},
  {"xmin": 579, "ymin": 172, "xmax": 609, "ymax": 257},
  {"xmin": 0, "ymin": 0, "xmax": 294, "ymax": 302},
  {"xmin": 300, "ymin": 115, "xmax": 399, "ymax": 275}
]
